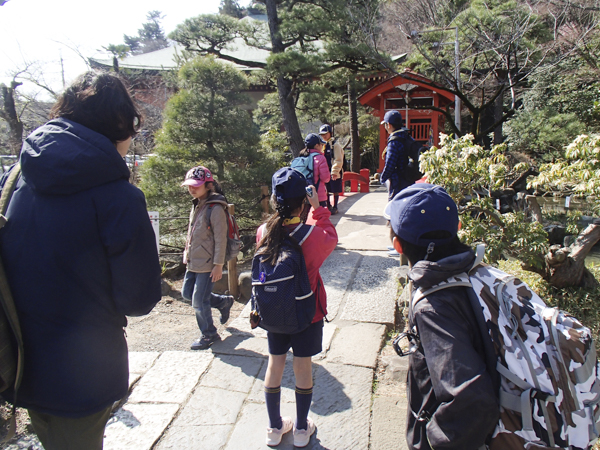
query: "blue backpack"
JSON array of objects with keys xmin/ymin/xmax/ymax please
[
  {"xmin": 251, "ymin": 224, "xmax": 316, "ymax": 334},
  {"xmin": 291, "ymin": 153, "xmax": 319, "ymax": 191}
]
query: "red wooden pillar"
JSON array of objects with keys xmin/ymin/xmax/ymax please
[
  {"xmin": 432, "ymin": 93, "xmax": 439, "ymax": 147},
  {"xmin": 378, "ymin": 95, "xmax": 387, "ymax": 173}
]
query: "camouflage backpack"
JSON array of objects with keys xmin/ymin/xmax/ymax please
[{"xmin": 412, "ymin": 245, "xmax": 600, "ymax": 450}]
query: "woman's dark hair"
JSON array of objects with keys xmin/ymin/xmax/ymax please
[
  {"xmin": 206, "ymin": 180, "xmax": 227, "ymax": 202},
  {"xmin": 390, "ymin": 228, "xmax": 471, "ymax": 266},
  {"xmin": 298, "ymin": 148, "xmax": 310, "ymax": 157},
  {"xmin": 50, "ymin": 71, "xmax": 142, "ymax": 144},
  {"xmin": 255, "ymin": 194, "xmax": 306, "ymax": 265}
]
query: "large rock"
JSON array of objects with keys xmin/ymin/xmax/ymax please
[{"xmin": 238, "ymin": 271, "xmax": 252, "ymax": 302}]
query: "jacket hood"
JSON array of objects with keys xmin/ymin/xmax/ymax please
[
  {"xmin": 409, "ymin": 250, "xmax": 476, "ymax": 290},
  {"xmin": 192, "ymin": 192, "xmax": 228, "ymax": 208},
  {"xmin": 20, "ymin": 118, "xmax": 130, "ymax": 195}
]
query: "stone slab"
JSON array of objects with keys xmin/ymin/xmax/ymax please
[
  {"xmin": 200, "ymin": 354, "xmax": 264, "ymax": 393},
  {"xmin": 128, "ymin": 351, "xmax": 213, "ymax": 404},
  {"xmin": 335, "ymin": 189, "xmax": 391, "ymax": 251},
  {"xmin": 381, "ymin": 355, "xmax": 409, "ymax": 382},
  {"xmin": 104, "ymin": 403, "xmax": 180, "ymax": 450},
  {"xmin": 308, "ymin": 362, "xmax": 373, "ymax": 450},
  {"xmin": 210, "ymin": 332, "xmax": 269, "ymax": 358},
  {"xmin": 325, "ymin": 322, "xmax": 386, "ymax": 368},
  {"xmin": 319, "ymin": 249, "xmax": 361, "ymax": 321},
  {"xmin": 227, "ymin": 301, "xmax": 268, "ymax": 338},
  {"xmin": 128, "ymin": 351, "xmax": 160, "ymax": 374},
  {"xmin": 313, "ymin": 321, "xmax": 337, "ymax": 361},
  {"xmin": 155, "ymin": 424, "xmax": 233, "ymax": 450},
  {"xmin": 128, "ymin": 373, "xmax": 142, "ymax": 390},
  {"xmin": 340, "ymin": 251, "xmax": 399, "ymax": 325},
  {"xmin": 370, "ymin": 396, "xmax": 409, "ymax": 450},
  {"xmin": 171, "ymin": 386, "xmax": 246, "ymax": 427},
  {"xmin": 247, "ymin": 353, "xmax": 298, "ymax": 404},
  {"xmin": 237, "ymin": 363, "xmax": 373, "ymax": 449},
  {"xmin": 224, "ymin": 402, "xmax": 298, "ymax": 450}
]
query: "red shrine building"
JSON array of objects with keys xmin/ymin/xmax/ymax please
[{"xmin": 358, "ymin": 70, "xmax": 455, "ymax": 173}]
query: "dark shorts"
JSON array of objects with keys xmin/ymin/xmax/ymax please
[
  {"xmin": 326, "ymin": 177, "xmax": 343, "ymax": 194},
  {"xmin": 267, "ymin": 320, "xmax": 324, "ymax": 357}
]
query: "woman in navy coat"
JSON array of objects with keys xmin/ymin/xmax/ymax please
[{"xmin": 0, "ymin": 72, "xmax": 162, "ymax": 450}]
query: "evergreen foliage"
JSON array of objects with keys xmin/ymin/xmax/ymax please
[
  {"xmin": 169, "ymin": 0, "xmax": 386, "ymax": 156},
  {"xmin": 395, "ymin": 0, "xmax": 594, "ymax": 142},
  {"xmin": 138, "ymin": 57, "xmax": 278, "ymax": 244},
  {"xmin": 219, "ymin": 0, "xmax": 245, "ymax": 18},
  {"xmin": 105, "ymin": 11, "xmax": 169, "ymax": 58},
  {"xmin": 504, "ymin": 60, "xmax": 600, "ymax": 161}
]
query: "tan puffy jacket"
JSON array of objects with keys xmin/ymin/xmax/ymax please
[{"xmin": 184, "ymin": 193, "xmax": 228, "ymax": 273}]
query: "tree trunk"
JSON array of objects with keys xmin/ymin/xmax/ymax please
[
  {"xmin": 348, "ymin": 80, "xmax": 360, "ymax": 172},
  {"xmin": 264, "ymin": 0, "xmax": 304, "ymax": 157},
  {"xmin": 543, "ymin": 224, "xmax": 600, "ymax": 288},
  {"xmin": 277, "ymin": 76, "xmax": 304, "ymax": 157},
  {"xmin": 1, "ymin": 82, "xmax": 24, "ymax": 155},
  {"xmin": 494, "ymin": 86, "xmax": 504, "ymax": 145}
]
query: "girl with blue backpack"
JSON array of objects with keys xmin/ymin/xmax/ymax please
[{"xmin": 254, "ymin": 167, "xmax": 337, "ymax": 447}]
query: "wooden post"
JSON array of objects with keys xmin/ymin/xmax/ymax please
[
  {"xmin": 261, "ymin": 185, "xmax": 270, "ymax": 218},
  {"xmin": 227, "ymin": 204, "xmax": 239, "ymax": 298}
]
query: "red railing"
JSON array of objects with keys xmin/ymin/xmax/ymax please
[{"xmin": 410, "ymin": 123, "xmax": 431, "ymax": 142}]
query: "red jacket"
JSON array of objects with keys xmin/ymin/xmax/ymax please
[{"xmin": 256, "ymin": 206, "xmax": 337, "ymax": 323}]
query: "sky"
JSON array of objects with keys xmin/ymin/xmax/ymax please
[{"xmin": 0, "ymin": 0, "xmax": 222, "ymax": 98}]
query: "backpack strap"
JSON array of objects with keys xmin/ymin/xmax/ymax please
[
  {"xmin": 0, "ymin": 162, "xmax": 24, "ymax": 443},
  {"xmin": 203, "ymin": 203, "xmax": 216, "ymax": 230},
  {"xmin": 289, "ymin": 223, "xmax": 314, "ymax": 245},
  {"xmin": 469, "ymin": 244, "xmax": 486, "ymax": 273},
  {"xmin": 289, "ymin": 223, "xmax": 327, "ymax": 321},
  {"xmin": 310, "ymin": 153, "xmax": 321, "ymax": 193},
  {"xmin": 0, "ymin": 163, "xmax": 21, "ymax": 229},
  {"xmin": 203, "ymin": 201, "xmax": 228, "ymax": 231}
]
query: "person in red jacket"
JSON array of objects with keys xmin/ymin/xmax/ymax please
[{"xmin": 255, "ymin": 167, "xmax": 337, "ymax": 447}]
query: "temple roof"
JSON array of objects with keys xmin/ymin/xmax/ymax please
[{"xmin": 89, "ymin": 40, "xmax": 269, "ymax": 73}]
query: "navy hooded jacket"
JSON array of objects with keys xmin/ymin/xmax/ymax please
[{"xmin": 0, "ymin": 118, "xmax": 161, "ymax": 417}]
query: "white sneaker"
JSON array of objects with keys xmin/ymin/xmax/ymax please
[
  {"xmin": 293, "ymin": 417, "xmax": 316, "ymax": 448},
  {"xmin": 266, "ymin": 416, "xmax": 293, "ymax": 446}
]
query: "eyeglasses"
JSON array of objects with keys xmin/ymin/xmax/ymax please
[{"xmin": 392, "ymin": 331, "xmax": 421, "ymax": 357}]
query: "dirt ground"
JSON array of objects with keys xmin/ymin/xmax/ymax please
[{"xmin": 125, "ymin": 276, "xmax": 249, "ymax": 352}]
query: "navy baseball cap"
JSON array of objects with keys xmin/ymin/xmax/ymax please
[
  {"xmin": 381, "ymin": 110, "xmax": 404, "ymax": 128},
  {"xmin": 305, "ymin": 133, "xmax": 326, "ymax": 148},
  {"xmin": 319, "ymin": 124, "xmax": 333, "ymax": 135},
  {"xmin": 272, "ymin": 167, "xmax": 308, "ymax": 204},
  {"xmin": 383, "ymin": 183, "xmax": 459, "ymax": 246}
]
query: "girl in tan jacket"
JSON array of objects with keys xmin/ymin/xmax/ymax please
[{"xmin": 181, "ymin": 166, "xmax": 234, "ymax": 350}]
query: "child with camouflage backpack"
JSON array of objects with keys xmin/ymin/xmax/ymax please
[{"xmin": 386, "ymin": 183, "xmax": 600, "ymax": 450}]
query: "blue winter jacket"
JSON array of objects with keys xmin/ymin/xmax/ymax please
[
  {"xmin": 380, "ymin": 129, "xmax": 411, "ymax": 199},
  {"xmin": 0, "ymin": 118, "xmax": 161, "ymax": 417}
]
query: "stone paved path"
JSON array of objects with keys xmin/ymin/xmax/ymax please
[{"xmin": 102, "ymin": 187, "xmax": 409, "ymax": 450}]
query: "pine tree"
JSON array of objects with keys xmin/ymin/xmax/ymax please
[{"xmin": 139, "ymin": 56, "xmax": 277, "ymax": 230}]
